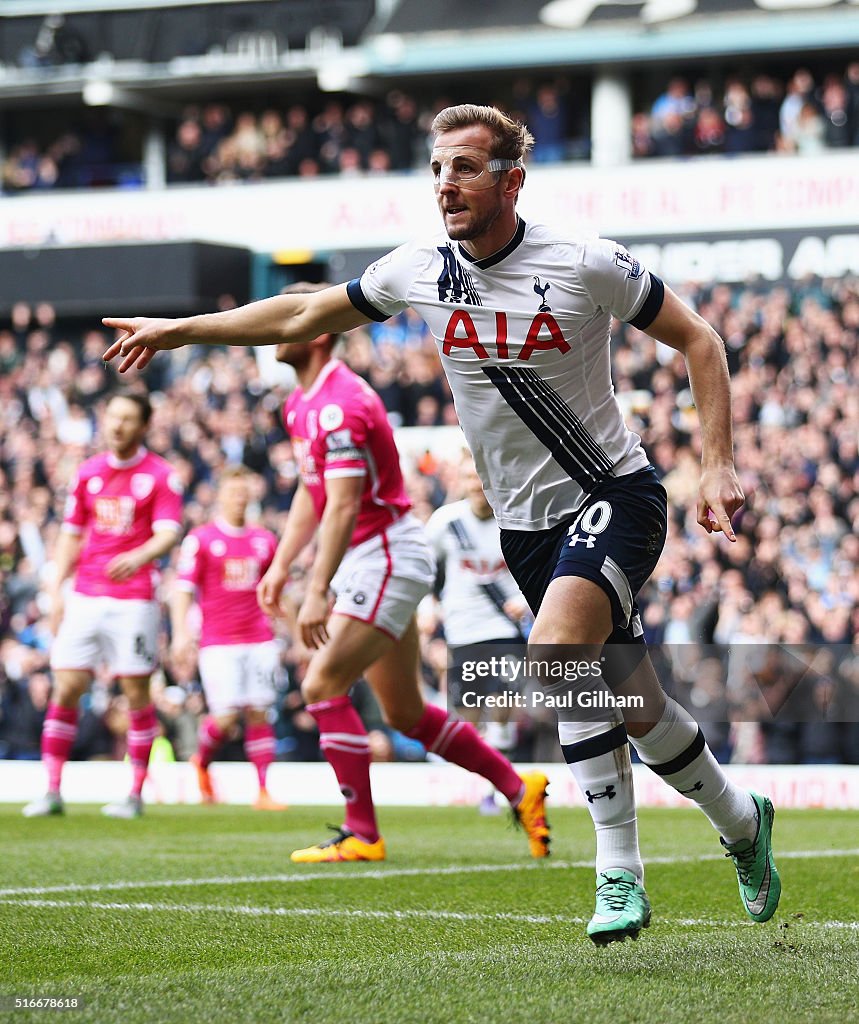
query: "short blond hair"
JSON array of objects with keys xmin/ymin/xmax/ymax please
[
  {"xmin": 430, "ymin": 104, "xmax": 534, "ymax": 164},
  {"xmin": 218, "ymin": 465, "xmax": 251, "ymax": 485}
]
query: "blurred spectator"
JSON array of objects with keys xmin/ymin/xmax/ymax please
[
  {"xmin": 384, "ymin": 91, "xmax": 422, "ymax": 170},
  {"xmin": 631, "ymin": 112, "xmax": 654, "ymax": 158},
  {"xmin": 651, "ymin": 77, "xmax": 697, "ymax": 129},
  {"xmin": 694, "ymin": 107, "xmax": 725, "ymax": 155},
  {"xmin": 750, "ymin": 74, "xmax": 783, "ymax": 151},
  {"xmin": 723, "ymin": 80, "xmax": 757, "ymax": 154},
  {"xmin": 820, "ymin": 75, "xmax": 851, "ymax": 148},
  {"xmin": 790, "ymin": 102, "xmax": 827, "ymax": 155},
  {"xmin": 528, "ymin": 84, "xmax": 568, "ymax": 163},
  {"xmin": 167, "ymin": 117, "xmax": 206, "ymax": 183},
  {"xmin": 0, "ymin": 671, "xmax": 50, "ymax": 758},
  {"xmin": 780, "ymin": 68, "xmax": 817, "ymax": 145}
]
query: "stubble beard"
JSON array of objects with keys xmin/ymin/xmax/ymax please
[
  {"xmin": 443, "ymin": 198, "xmax": 503, "ymax": 242},
  {"xmin": 110, "ymin": 438, "xmax": 141, "ymax": 460},
  {"xmin": 276, "ymin": 345, "xmax": 311, "ymax": 370}
]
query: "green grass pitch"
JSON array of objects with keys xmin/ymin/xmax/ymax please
[{"xmin": 1, "ymin": 803, "xmax": 857, "ymax": 1024}]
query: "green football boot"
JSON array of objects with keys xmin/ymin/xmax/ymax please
[
  {"xmin": 586, "ymin": 869, "xmax": 652, "ymax": 945},
  {"xmin": 721, "ymin": 791, "xmax": 781, "ymax": 922}
]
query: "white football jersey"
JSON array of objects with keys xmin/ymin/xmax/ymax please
[
  {"xmin": 425, "ymin": 499, "xmax": 523, "ymax": 646},
  {"xmin": 348, "ymin": 218, "xmax": 663, "ymax": 531}
]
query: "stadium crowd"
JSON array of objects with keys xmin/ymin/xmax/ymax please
[
  {"xmin": 636, "ymin": 64, "xmax": 859, "ymax": 158},
  {"xmin": 0, "ymin": 269, "xmax": 857, "ymax": 769},
  {"xmin": 1, "ymin": 111, "xmax": 143, "ymax": 193},
  {"xmin": 4, "ymin": 62, "xmax": 858, "ymax": 195}
]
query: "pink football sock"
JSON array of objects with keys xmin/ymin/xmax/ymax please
[
  {"xmin": 127, "ymin": 704, "xmax": 158, "ymax": 799},
  {"xmin": 308, "ymin": 695, "xmax": 379, "ymax": 843},
  {"xmin": 244, "ymin": 722, "xmax": 276, "ymax": 791},
  {"xmin": 197, "ymin": 716, "xmax": 226, "ymax": 769},
  {"xmin": 41, "ymin": 703, "xmax": 78, "ymax": 794},
  {"xmin": 407, "ymin": 704, "xmax": 524, "ymax": 805}
]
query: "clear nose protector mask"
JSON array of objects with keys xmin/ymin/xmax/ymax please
[{"xmin": 430, "ymin": 146, "xmax": 520, "ymax": 190}]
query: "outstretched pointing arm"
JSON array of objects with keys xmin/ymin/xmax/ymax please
[{"xmin": 102, "ymin": 283, "xmax": 370, "ymax": 372}]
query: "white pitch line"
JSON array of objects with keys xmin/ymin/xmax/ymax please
[
  {"xmin": 0, "ymin": 861, "xmax": 558, "ymax": 897},
  {"xmin": 1, "ymin": 897, "xmax": 858, "ymax": 932},
  {"xmin": 0, "ymin": 848, "xmax": 856, "ymax": 899}
]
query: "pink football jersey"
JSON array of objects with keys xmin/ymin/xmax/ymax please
[
  {"xmin": 283, "ymin": 359, "xmax": 411, "ymax": 547},
  {"xmin": 63, "ymin": 448, "xmax": 183, "ymax": 600},
  {"xmin": 175, "ymin": 520, "xmax": 277, "ymax": 646}
]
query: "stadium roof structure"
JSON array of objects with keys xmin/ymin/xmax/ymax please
[
  {"xmin": 364, "ymin": 0, "xmax": 859, "ymax": 74},
  {"xmin": 0, "ymin": 0, "xmax": 856, "ymax": 108}
]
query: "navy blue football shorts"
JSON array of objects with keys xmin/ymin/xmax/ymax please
[{"xmin": 500, "ymin": 467, "xmax": 667, "ymax": 643}]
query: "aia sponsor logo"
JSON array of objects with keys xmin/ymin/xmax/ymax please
[
  {"xmin": 461, "ymin": 557, "xmax": 506, "ymax": 579},
  {"xmin": 442, "ymin": 309, "xmax": 570, "ymax": 361}
]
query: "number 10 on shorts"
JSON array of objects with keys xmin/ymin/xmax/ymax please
[{"xmin": 567, "ymin": 500, "xmax": 612, "ymax": 549}]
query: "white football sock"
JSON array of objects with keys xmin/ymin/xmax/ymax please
[
  {"xmin": 628, "ymin": 695, "xmax": 757, "ymax": 843},
  {"xmin": 558, "ymin": 719, "xmax": 643, "ymax": 881}
]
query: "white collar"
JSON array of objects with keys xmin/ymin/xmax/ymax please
[
  {"xmin": 215, "ymin": 517, "xmax": 248, "ymax": 537},
  {"xmin": 107, "ymin": 446, "xmax": 147, "ymax": 469}
]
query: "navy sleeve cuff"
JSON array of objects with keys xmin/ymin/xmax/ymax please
[
  {"xmin": 627, "ymin": 273, "xmax": 665, "ymax": 330},
  {"xmin": 347, "ymin": 278, "xmax": 390, "ymax": 323}
]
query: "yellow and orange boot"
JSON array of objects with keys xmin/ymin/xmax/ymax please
[
  {"xmin": 190, "ymin": 754, "xmax": 216, "ymax": 805},
  {"xmin": 252, "ymin": 788, "xmax": 288, "ymax": 812},
  {"xmin": 514, "ymin": 772, "xmax": 550, "ymax": 858},
  {"xmin": 290, "ymin": 827, "xmax": 386, "ymax": 863}
]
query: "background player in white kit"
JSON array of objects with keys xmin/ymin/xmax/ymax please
[
  {"xmin": 102, "ymin": 104, "xmax": 779, "ymax": 938},
  {"xmin": 24, "ymin": 391, "xmax": 183, "ymax": 819},
  {"xmin": 426, "ymin": 453, "xmax": 529, "ymax": 811},
  {"xmin": 171, "ymin": 466, "xmax": 285, "ymax": 811}
]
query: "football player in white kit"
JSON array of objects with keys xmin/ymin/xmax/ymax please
[
  {"xmin": 102, "ymin": 103, "xmax": 780, "ymax": 943},
  {"xmin": 426, "ymin": 454, "xmax": 529, "ymax": 811}
]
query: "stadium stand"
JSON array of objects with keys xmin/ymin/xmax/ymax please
[
  {"xmin": 3, "ymin": 62, "xmax": 858, "ymax": 193},
  {"xmin": 0, "ymin": 0, "xmax": 857, "ymax": 772},
  {"xmin": 1, "ymin": 268, "xmax": 856, "ymax": 765}
]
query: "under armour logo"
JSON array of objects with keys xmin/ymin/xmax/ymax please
[
  {"xmin": 586, "ymin": 786, "xmax": 616, "ymax": 802},
  {"xmin": 679, "ymin": 781, "xmax": 704, "ymax": 795},
  {"xmin": 533, "ymin": 277, "xmax": 552, "ymax": 312}
]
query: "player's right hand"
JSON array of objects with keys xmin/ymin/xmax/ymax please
[
  {"xmin": 296, "ymin": 588, "xmax": 330, "ymax": 649},
  {"xmin": 101, "ymin": 317, "xmax": 182, "ymax": 373},
  {"xmin": 170, "ymin": 634, "xmax": 196, "ymax": 665},
  {"xmin": 257, "ymin": 566, "xmax": 289, "ymax": 618}
]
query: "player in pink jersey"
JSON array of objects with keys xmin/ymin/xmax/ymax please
[
  {"xmin": 171, "ymin": 466, "xmax": 286, "ymax": 811},
  {"xmin": 23, "ymin": 391, "xmax": 183, "ymax": 820},
  {"xmin": 253, "ymin": 283, "xmax": 549, "ymax": 863}
]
